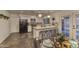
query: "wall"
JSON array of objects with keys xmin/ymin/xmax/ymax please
[
  {"xmin": 51, "ymin": 12, "xmax": 73, "ymax": 39},
  {"xmin": 0, "ymin": 10, "xmax": 10, "ymax": 43},
  {"xmin": 10, "ymin": 14, "xmax": 19, "ymax": 33},
  {"xmin": 0, "ymin": 10, "xmax": 79, "ymax": 44},
  {"xmin": 10, "ymin": 14, "xmax": 37, "ymax": 33},
  {"xmin": 71, "ymin": 13, "xmax": 79, "ymax": 40},
  {"xmin": 9, "ymin": 11, "xmax": 79, "ymax": 40},
  {"xmin": 10, "ymin": 13, "xmax": 74, "ymax": 34},
  {"xmin": 52, "ymin": 12, "xmax": 79, "ymax": 39}
]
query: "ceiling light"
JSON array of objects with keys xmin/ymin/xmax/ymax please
[
  {"xmin": 47, "ymin": 15, "xmax": 51, "ymax": 18},
  {"xmin": 38, "ymin": 14, "xmax": 42, "ymax": 17}
]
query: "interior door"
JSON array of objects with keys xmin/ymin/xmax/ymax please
[{"xmin": 19, "ymin": 19, "xmax": 28, "ymax": 33}]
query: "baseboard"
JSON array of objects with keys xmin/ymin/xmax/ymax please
[{"xmin": 10, "ymin": 32, "xmax": 19, "ymax": 34}]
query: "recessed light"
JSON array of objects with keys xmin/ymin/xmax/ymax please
[
  {"xmin": 38, "ymin": 14, "xmax": 42, "ymax": 17},
  {"xmin": 47, "ymin": 15, "xmax": 50, "ymax": 18}
]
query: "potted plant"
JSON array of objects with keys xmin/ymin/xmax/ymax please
[{"xmin": 58, "ymin": 33, "xmax": 65, "ymax": 44}]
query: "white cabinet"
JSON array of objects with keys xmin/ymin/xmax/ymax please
[{"xmin": 33, "ymin": 25, "xmax": 57, "ymax": 40}]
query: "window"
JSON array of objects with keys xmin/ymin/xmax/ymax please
[
  {"xmin": 30, "ymin": 18, "xmax": 36, "ymax": 24},
  {"xmin": 76, "ymin": 16, "xmax": 79, "ymax": 39},
  {"xmin": 62, "ymin": 16, "xmax": 70, "ymax": 37},
  {"xmin": 43, "ymin": 18, "xmax": 50, "ymax": 24}
]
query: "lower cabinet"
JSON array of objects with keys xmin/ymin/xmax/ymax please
[{"xmin": 39, "ymin": 29, "xmax": 57, "ymax": 39}]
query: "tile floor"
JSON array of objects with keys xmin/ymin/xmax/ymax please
[
  {"xmin": 0, "ymin": 33, "xmax": 35, "ymax": 48},
  {"xmin": 0, "ymin": 32, "xmax": 79, "ymax": 48}
]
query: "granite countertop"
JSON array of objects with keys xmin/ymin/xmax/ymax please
[{"xmin": 33, "ymin": 25, "xmax": 56, "ymax": 30}]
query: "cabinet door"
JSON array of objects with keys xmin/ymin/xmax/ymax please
[{"xmin": 61, "ymin": 16, "xmax": 70, "ymax": 37}]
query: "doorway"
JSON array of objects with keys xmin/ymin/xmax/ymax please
[{"xmin": 19, "ymin": 19, "xmax": 28, "ymax": 33}]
